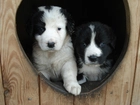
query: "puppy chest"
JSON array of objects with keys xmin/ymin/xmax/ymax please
[
  {"xmin": 79, "ymin": 64, "xmax": 101, "ymax": 75},
  {"xmin": 35, "ymin": 52, "xmax": 68, "ymax": 71},
  {"xmin": 43, "ymin": 55, "xmax": 64, "ymax": 70}
]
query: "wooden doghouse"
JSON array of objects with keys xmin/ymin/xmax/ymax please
[{"xmin": 0, "ymin": 0, "xmax": 140, "ymax": 105}]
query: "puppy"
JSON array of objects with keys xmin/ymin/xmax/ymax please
[
  {"xmin": 27, "ymin": 6, "xmax": 81, "ymax": 95},
  {"xmin": 72, "ymin": 22, "xmax": 116, "ymax": 84}
]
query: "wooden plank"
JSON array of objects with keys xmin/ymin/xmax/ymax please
[
  {"xmin": 105, "ymin": 0, "xmax": 140, "ymax": 105},
  {"xmin": 0, "ymin": 1, "xmax": 5, "ymax": 103},
  {"xmin": 0, "ymin": 61, "xmax": 5, "ymax": 105},
  {"xmin": 0, "ymin": 0, "xmax": 40, "ymax": 105},
  {"xmin": 131, "ymin": 29, "xmax": 140, "ymax": 105},
  {"xmin": 39, "ymin": 78, "xmax": 74, "ymax": 105},
  {"xmin": 74, "ymin": 86, "xmax": 107, "ymax": 105}
]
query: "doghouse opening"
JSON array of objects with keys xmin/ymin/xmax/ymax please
[{"xmin": 16, "ymin": 0, "xmax": 129, "ymax": 95}]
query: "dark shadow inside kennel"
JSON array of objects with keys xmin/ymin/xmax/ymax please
[{"xmin": 16, "ymin": 0, "xmax": 129, "ymax": 95}]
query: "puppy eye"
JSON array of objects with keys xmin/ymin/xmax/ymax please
[
  {"xmin": 39, "ymin": 27, "xmax": 45, "ymax": 34},
  {"xmin": 40, "ymin": 27, "xmax": 45, "ymax": 32},
  {"xmin": 57, "ymin": 28, "xmax": 61, "ymax": 31},
  {"xmin": 83, "ymin": 42, "xmax": 87, "ymax": 47},
  {"xmin": 100, "ymin": 43, "xmax": 105, "ymax": 47},
  {"xmin": 36, "ymin": 27, "xmax": 45, "ymax": 35}
]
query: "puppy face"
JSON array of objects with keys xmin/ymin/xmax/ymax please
[
  {"xmin": 74, "ymin": 22, "xmax": 116, "ymax": 65},
  {"xmin": 28, "ymin": 6, "xmax": 74, "ymax": 51}
]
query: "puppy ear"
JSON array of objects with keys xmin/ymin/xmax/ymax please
[
  {"xmin": 72, "ymin": 24, "xmax": 85, "ymax": 46},
  {"xmin": 26, "ymin": 8, "xmax": 44, "ymax": 39},
  {"xmin": 111, "ymin": 35, "xmax": 116, "ymax": 49},
  {"xmin": 60, "ymin": 9, "xmax": 75, "ymax": 35},
  {"xmin": 103, "ymin": 23, "xmax": 116, "ymax": 49},
  {"xmin": 108, "ymin": 27, "xmax": 116, "ymax": 49}
]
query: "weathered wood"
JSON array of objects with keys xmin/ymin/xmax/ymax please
[
  {"xmin": 131, "ymin": 30, "xmax": 140, "ymax": 105},
  {"xmin": 0, "ymin": 62, "xmax": 5, "ymax": 105},
  {"xmin": 74, "ymin": 86, "xmax": 107, "ymax": 105},
  {"xmin": 40, "ymin": 78, "xmax": 74, "ymax": 105},
  {"xmin": 0, "ymin": 0, "xmax": 39, "ymax": 105},
  {"xmin": 0, "ymin": 2, "xmax": 5, "ymax": 103}
]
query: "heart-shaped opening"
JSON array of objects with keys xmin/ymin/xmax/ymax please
[{"xmin": 16, "ymin": 0, "xmax": 129, "ymax": 95}]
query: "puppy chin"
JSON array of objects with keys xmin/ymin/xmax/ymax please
[
  {"xmin": 47, "ymin": 47, "xmax": 62, "ymax": 52},
  {"xmin": 47, "ymin": 49, "xmax": 55, "ymax": 52},
  {"xmin": 84, "ymin": 60, "xmax": 100, "ymax": 67},
  {"xmin": 41, "ymin": 48, "xmax": 59, "ymax": 52},
  {"xmin": 39, "ymin": 45, "xmax": 62, "ymax": 51}
]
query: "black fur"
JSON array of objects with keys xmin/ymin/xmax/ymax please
[
  {"xmin": 60, "ymin": 8, "xmax": 75, "ymax": 35},
  {"xmin": 26, "ymin": 8, "xmax": 45, "ymax": 39},
  {"xmin": 72, "ymin": 22, "xmax": 116, "ymax": 82}
]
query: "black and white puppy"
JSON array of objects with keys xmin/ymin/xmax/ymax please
[
  {"xmin": 27, "ymin": 6, "xmax": 81, "ymax": 95},
  {"xmin": 73, "ymin": 22, "xmax": 116, "ymax": 84}
]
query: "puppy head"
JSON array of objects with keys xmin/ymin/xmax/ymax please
[
  {"xmin": 74, "ymin": 22, "xmax": 116, "ymax": 65},
  {"xmin": 27, "ymin": 6, "xmax": 74, "ymax": 51}
]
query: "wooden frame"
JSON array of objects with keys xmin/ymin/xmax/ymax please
[{"xmin": 0, "ymin": 0, "xmax": 140, "ymax": 105}]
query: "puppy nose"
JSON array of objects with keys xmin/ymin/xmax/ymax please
[
  {"xmin": 47, "ymin": 42, "xmax": 55, "ymax": 48},
  {"xmin": 88, "ymin": 55, "xmax": 97, "ymax": 62}
]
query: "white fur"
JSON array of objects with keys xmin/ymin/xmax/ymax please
[
  {"xmin": 33, "ymin": 6, "xmax": 81, "ymax": 95},
  {"xmin": 79, "ymin": 63, "xmax": 109, "ymax": 84},
  {"xmin": 36, "ymin": 6, "xmax": 67, "ymax": 51},
  {"xmin": 85, "ymin": 25, "xmax": 102, "ymax": 64}
]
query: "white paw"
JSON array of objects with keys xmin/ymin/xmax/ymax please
[
  {"xmin": 64, "ymin": 82, "xmax": 81, "ymax": 96},
  {"xmin": 78, "ymin": 75, "xmax": 87, "ymax": 84}
]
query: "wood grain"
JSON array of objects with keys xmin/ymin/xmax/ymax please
[
  {"xmin": 40, "ymin": 78, "xmax": 74, "ymax": 105},
  {"xmin": 74, "ymin": 86, "xmax": 107, "ymax": 105},
  {"xmin": 0, "ymin": 0, "xmax": 39, "ymax": 105},
  {"xmin": 0, "ymin": 1, "xmax": 5, "ymax": 103},
  {"xmin": 0, "ymin": 61, "xmax": 5, "ymax": 105},
  {"xmin": 131, "ymin": 29, "xmax": 140, "ymax": 105}
]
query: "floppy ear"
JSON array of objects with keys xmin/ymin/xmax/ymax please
[
  {"xmin": 104, "ymin": 24, "xmax": 116, "ymax": 50},
  {"xmin": 109, "ymin": 28, "xmax": 116, "ymax": 49},
  {"xmin": 71, "ymin": 26, "xmax": 80, "ymax": 46},
  {"xmin": 110, "ymin": 35, "xmax": 116, "ymax": 49},
  {"xmin": 60, "ymin": 9, "xmax": 75, "ymax": 35},
  {"xmin": 72, "ymin": 24, "xmax": 86, "ymax": 47},
  {"xmin": 26, "ymin": 8, "xmax": 44, "ymax": 39}
]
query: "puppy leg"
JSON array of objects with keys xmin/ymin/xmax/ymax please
[
  {"xmin": 78, "ymin": 74, "xmax": 87, "ymax": 84},
  {"xmin": 61, "ymin": 61, "xmax": 81, "ymax": 96},
  {"xmin": 35, "ymin": 65, "xmax": 50, "ymax": 80},
  {"xmin": 40, "ymin": 70, "xmax": 50, "ymax": 80}
]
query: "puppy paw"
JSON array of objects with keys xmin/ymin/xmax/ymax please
[
  {"xmin": 64, "ymin": 82, "xmax": 81, "ymax": 96},
  {"xmin": 78, "ymin": 75, "xmax": 87, "ymax": 84}
]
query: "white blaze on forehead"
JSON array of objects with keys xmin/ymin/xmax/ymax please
[
  {"xmin": 89, "ymin": 25, "xmax": 95, "ymax": 32},
  {"xmin": 36, "ymin": 6, "xmax": 67, "ymax": 51},
  {"xmin": 38, "ymin": 6, "xmax": 66, "ymax": 25},
  {"xmin": 88, "ymin": 25, "xmax": 102, "ymax": 56},
  {"xmin": 85, "ymin": 25, "xmax": 102, "ymax": 64},
  {"xmin": 38, "ymin": 6, "xmax": 61, "ymax": 14},
  {"xmin": 38, "ymin": 6, "xmax": 46, "ymax": 11}
]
